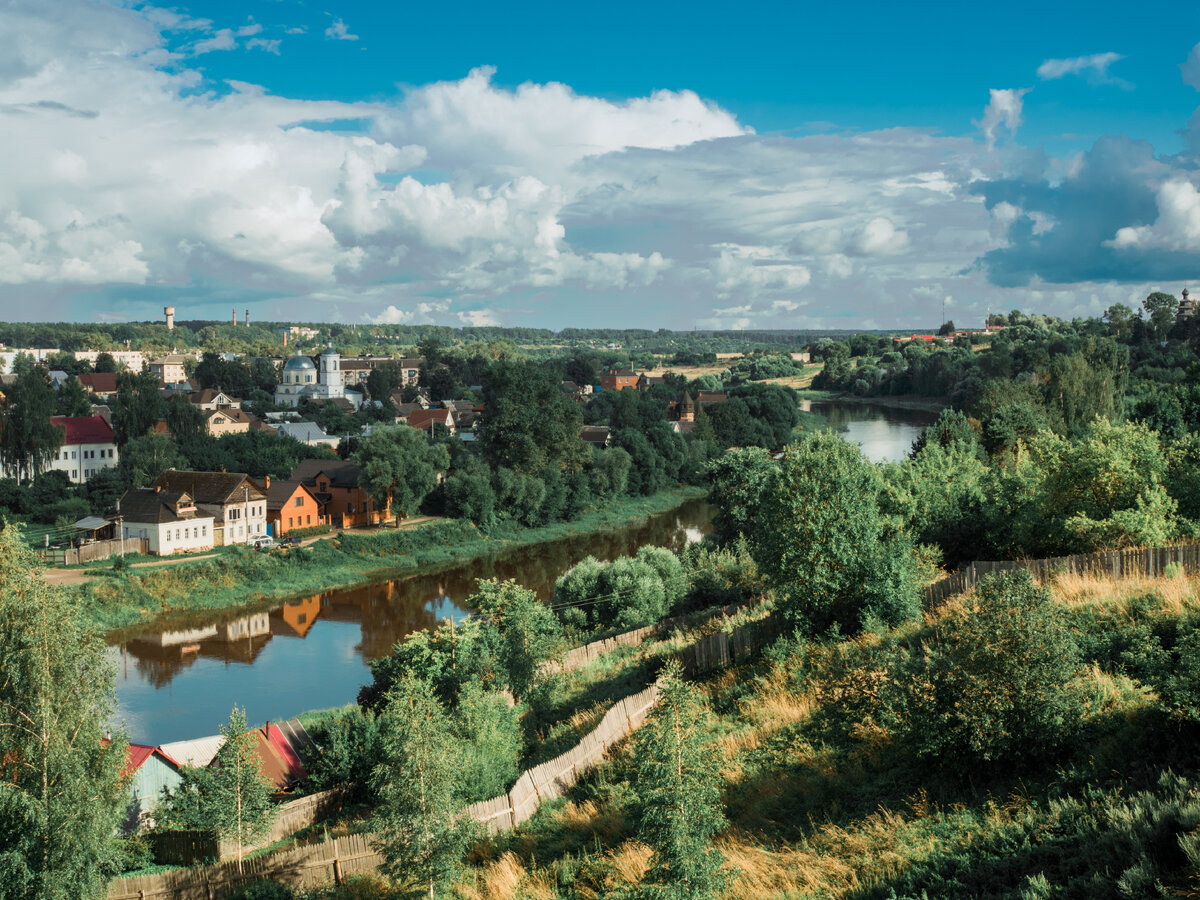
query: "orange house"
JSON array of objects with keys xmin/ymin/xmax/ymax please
[
  {"xmin": 289, "ymin": 459, "xmax": 390, "ymax": 528},
  {"xmin": 261, "ymin": 476, "xmax": 325, "ymax": 537}
]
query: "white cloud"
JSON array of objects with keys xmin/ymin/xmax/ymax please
[
  {"xmin": 1110, "ymin": 178, "xmax": 1200, "ymax": 251},
  {"xmin": 192, "ymin": 28, "xmax": 236, "ymax": 54},
  {"xmin": 858, "ymin": 217, "xmax": 909, "ymax": 255},
  {"xmin": 325, "ymin": 18, "xmax": 359, "ymax": 41},
  {"xmin": 369, "ymin": 300, "xmax": 452, "ymax": 324},
  {"xmin": 1037, "ymin": 52, "xmax": 1127, "ymax": 86},
  {"xmin": 975, "ymin": 88, "xmax": 1031, "ymax": 151}
]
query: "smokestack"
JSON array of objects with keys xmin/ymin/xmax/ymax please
[
  {"xmin": 282, "ymin": 329, "xmax": 288, "ymax": 347},
  {"xmin": 245, "ymin": 309, "xmax": 250, "ymax": 327},
  {"xmin": 233, "ymin": 307, "xmax": 237, "ymax": 327}
]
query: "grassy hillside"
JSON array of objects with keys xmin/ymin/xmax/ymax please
[{"xmin": 448, "ymin": 569, "xmax": 1200, "ymax": 899}]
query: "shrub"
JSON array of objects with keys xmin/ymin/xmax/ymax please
[
  {"xmin": 304, "ymin": 707, "xmax": 382, "ymax": 804},
  {"xmin": 904, "ymin": 571, "xmax": 1083, "ymax": 768}
]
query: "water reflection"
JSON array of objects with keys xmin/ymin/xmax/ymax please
[
  {"xmin": 806, "ymin": 400, "xmax": 940, "ymax": 463},
  {"xmin": 111, "ymin": 500, "xmax": 714, "ymax": 744}
]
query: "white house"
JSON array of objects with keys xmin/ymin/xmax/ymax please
[
  {"xmin": 49, "ymin": 416, "xmax": 119, "ymax": 484},
  {"xmin": 115, "ymin": 488, "xmax": 216, "ymax": 555},
  {"xmin": 152, "ymin": 470, "xmax": 268, "ymax": 546}
]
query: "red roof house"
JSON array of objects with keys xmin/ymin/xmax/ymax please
[{"xmin": 51, "ymin": 415, "xmax": 116, "ymax": 445}]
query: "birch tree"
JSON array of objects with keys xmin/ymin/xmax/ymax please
[
  {"xmin": 208, "ymin": 706, "xmax": 274, "ymax": 875},
  {"xmin": 371, "ymin": 676, "xmax": 474, "ymax": 899},
  {"xmin": 0, "ymin": 525, "xmax": 127, "ymax": 899}
]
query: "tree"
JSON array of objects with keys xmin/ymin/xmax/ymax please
[
  {"xmin": 119, "ymin": 434, "xmax": 186, "ymax": 489},
  {"xmin": 747, "ymin": 430, "xmax": 920, "ymax": 634},
  {"xmin": 0, "ymin": 526, "xmax": 127, "ymax": 898},
  {"xmin": 55, "ymin": 376, "xmax": 92, "ymax": 417},
  {"xmin": 353, "ymin": 425, "xmax": 450, "ymax": 521},
  {"xmin": 1144, "ymin": 292, "xmax": 1179, "ymax": 342},
  {"xmin": 706, "ymin": 447, "xmax": 776, "ymax": 546},
  {"xmin": 471, "ymin": 579, "xmax": 562, "ymax": 699},
  {"xmin": 1104, "ymin": 303, "xmax": 1135, "ymax": 338},
  {"xmin": 634, "ymin": 661, "xmax": 727, "ymax": 899},
  {"xmin": 111, "ymin": 371, "xmax": 166, "ymax": 445},
  {"xmin": 0, "ymin": 368, "xmax": 63, "ymax": 481},
  {"xmin": 479, "ymin": 361, "xmax": 586, "ymax": 475},
  {"xmin": 93, "ymin": 352, "xmax": 117, "ymax": 374},
  {"xmin": 371, "ymin": 677, "xmax": 474, "ymax": 899},
  {"xmin": 208, "ymin": 706, "xmax": 275, "ymax": 875},
  {"xmin": 164, "ymin": 394, "xmax": 206, "ymax": 444},
  {"xmin": 937, "ymin": 320, "xmax": 956, "ymax": 335},
  {"xmin": 904, "ymin": 571, "xmax": 1082, "ymax": 767}
]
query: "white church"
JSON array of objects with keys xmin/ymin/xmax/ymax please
[{"xmin": 274, "ymin": 345, "xmax": 361, "ymax": 409}]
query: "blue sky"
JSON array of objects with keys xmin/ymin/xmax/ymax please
[{"xmin": 1, "ymin": 0, "xmax": 1199, "ymax": 329}]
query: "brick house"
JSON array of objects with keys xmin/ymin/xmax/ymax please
[
  {"xmin": 290, "ymin": 459, "xmax": 389, "ymax": 528},
  {"xmin": 600, "ymin": 367, "xmax": 638, "ymax": 391}
]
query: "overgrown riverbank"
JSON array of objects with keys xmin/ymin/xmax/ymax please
[{"xmin": 81, "ymin": 487, "xmax": 708, "ymax": 634}]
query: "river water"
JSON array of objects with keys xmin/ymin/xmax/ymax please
[{"xmin": 109, "ymin": 400, "xmax": 939, "ymax": 744}]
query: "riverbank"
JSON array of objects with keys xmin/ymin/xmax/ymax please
[
  {"xmin": 85, "ymin": 486, "xmax": 708, "ymax": 636},
  {"xmin": 798, "ymin": 388, "xmax": 948, "ymax": 414}
]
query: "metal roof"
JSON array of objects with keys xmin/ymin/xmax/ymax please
[
  {"xmin": 158, "ymin": 735, "xmax": 225, "ymax": 768},
  {"xmin": 73, "ymin": 516, "xmax": 110, "ymax": 532}
]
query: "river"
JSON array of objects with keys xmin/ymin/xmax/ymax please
[{"xmin": 109, "ymin": 400, "xmax": 940, "ymax": 744}]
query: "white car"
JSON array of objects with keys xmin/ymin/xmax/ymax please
[{"xmin": 251, "ymin": 536, "xmax": 275, "ymax": 551}]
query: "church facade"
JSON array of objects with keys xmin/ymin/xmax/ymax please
[{"xmin": 274, "ymin": 346, "xmax": 357, "ymax": 408}]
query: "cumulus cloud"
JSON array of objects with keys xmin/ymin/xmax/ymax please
[
  {"xmin": 1037, "ymin": 52, "xmax": 1128, "ymax": 86},
  {"xmin": 1110, "ymin": 178, "xmax": 1200, "ymax": 252},
  {"xmin": 976, "ymin": 88, "xmax": 1031, "ymax": 150},
  {"xmin": 325, "ymin": 18, "xmax": 358, "ymax": 41}
]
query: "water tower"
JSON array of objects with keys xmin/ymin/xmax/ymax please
[{"xmin": 164, "ymin": 306, "xmax": 175, "ymax": 331}]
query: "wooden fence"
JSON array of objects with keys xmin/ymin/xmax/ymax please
[
  {"xmin": 922, "ymin": 543, "xmax": 1200, "ymax": 608},
  {"xmin": 110, "ymin": 605, "xmax": 779, "ymax": 896},
  {"xmin": 109, "ymin": 833, "xmax": 381, "ymax": 900},
  {"xmin": 150, "ymin": 789, "xmax": 347, "ymax": 865},
  {"xmin": 38, "ymin": 537, "xmax": 147, "ymax": 566}
]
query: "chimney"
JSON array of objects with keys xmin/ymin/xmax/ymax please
[
  {"xmin": 232, "ymin": 307, "xmax": 237, "ymax": 327},
  {"xmin": 282, "ymin": 329, "xmax": 288, "ymax": 347},
  {"xmin": 245, "ymin": 309, "xmax": 250, "ymax": 327}
]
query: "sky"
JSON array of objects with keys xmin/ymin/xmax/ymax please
[{"xmin": 2, "ymin": 1, "xmax": 1200, "ymax": 331}]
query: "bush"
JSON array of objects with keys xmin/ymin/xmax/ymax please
[
  {"xmin": 679, "ymin": 539, "xmax": 764, "ymax": 611},
  {"xmin": 552, "ymin": 547, "xmax": 686, "ymax": 636},
  {"xmin": 228, "ymin": 882, "xmax": 293, "ymax": 900},
  {"xmin": 904, "ymin": 571, "xmax": 1083, "ymax": 768},
  {"xmin": 304, "ymin": 707, "xmax": 382, "ymax": 804}
]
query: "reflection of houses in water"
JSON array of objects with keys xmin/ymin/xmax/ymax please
[
  {"xmin": 271, "ymin": 595, "xmax": 322, "ymax": 638},
  {"xmin": 121, "ymin": 612, "xmax": 273, "ymax": 688}
]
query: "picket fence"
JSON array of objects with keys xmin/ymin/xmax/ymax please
[
  {"xmin": 150, "ymin": 788, "xmax": 348, "ymax": 866},
  {"xmin": 108, "ymin": 833, "xmax": 380, "ymax": 900},
  {"xmin": 922, "ymin": 543, "xmax": 1200, "ymax": 608},
  {"xmin": 108, "ymin": 610, "xmax": 778, "ymax": 897}
]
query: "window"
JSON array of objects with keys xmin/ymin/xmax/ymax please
[
  {"xmin": 184, "ymin": 528, "xmax": 189, "ymax": 539},
  {"xmin": 294, "ymin": 497, "xmax": 303, "ymax": 508},
  {"xmin": 202, "ymin": 525, "xmax": 207, "ymax": 536},
  {"xmin": 71, "ymin": 470, "xmax": 77, "ymax": 479},
  {"xmin": 165, "ymin": 529, "xmax": 170, "ymax": 541},
  {"xmin": 176, "ymin": 529, "xmax": 180, "ymax": 541},
  {"xmin": 288, "ymin": 517, "xmax": 293, "ymax": 528},
  {"xmin": 306, "ymin": 514, "xmax": 311, "ymax": 525}
]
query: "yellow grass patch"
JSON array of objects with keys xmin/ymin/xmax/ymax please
[
  {"xmin": 1050, "ymin": 570, "xmax": 1200, "ymax": 615},
  {"xmin": 455, "ymin": 851, "xmax": 557, "ymax": 900}
]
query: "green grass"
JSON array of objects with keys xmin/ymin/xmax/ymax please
[{"xmin": 79, "ymin": 487, "xmax": 708, "ymax": 634}]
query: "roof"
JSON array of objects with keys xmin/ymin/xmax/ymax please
[
  {"xmin": 50, "ymin": 415, "xmax": 114, "ymax": 445},
  {"xmin": 122, "ymin": 743, "xmax": 180, "ymax": 779},
  {"xmin": 79, "ymin": 372, "xmax": 118, "ymax": 393},
  {"xmin": 154, "ymin": 470, "xmax": 267, "ymax": 505},
  {"xmin": 116, "ymin": 488, "xmax": 205, "ymax": 525},
  {"xmin": 393, "ymin": 402, "xmax": 425, "ymax": 417},
  {"xmin": 204, "ymin": 408, "xmax": 255, "ymax": 425},
  {"xmin": 291, "ymin": 458, "xmax": 363, "ymax": 490},
  {"xmin": 189, "ymin": 388, "xmax": 240, "ymax": 405},
  {"xmin": 605, "ymin": 368, "xmax": 637, "ymax": 377},
  {"xmin": 250, "ymin": 723, "xmax": 307, "ymax": 790},
  {"xmin": 283, "ymin": 353, "xmax": 316, "ymax": 371},
  {"xmin": 697, "ymin": 391, "xmax": 728, "ymax": 404},
  {"xmin": 264, "ymin": 479, "xmax": 320, "ymax": 511},
  {"xmin": 151, "ymin": 354, "xmax": 192, "ymax": 366},
  {"xmin": 158, "ymin": 735, "xmax": 225, "ymax": 769},
  {"xmin": 73, "ymin": 516, "xmax": 110, "ymax": 532},
  {"xmin": 274, "ymin": 421, "xmax": 336, "ymax": 443},
  {"xmin": 408, "ymin": 408, "xmax": 451, "ymax": 430},
  {"xmin": 581, "ymin": 425, "xmax": 611, "ymax": 445}
]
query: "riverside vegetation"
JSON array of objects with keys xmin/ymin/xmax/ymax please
[{"xmin": 16, "ymin": 298, "xmax": 1200, "ymax": 898}]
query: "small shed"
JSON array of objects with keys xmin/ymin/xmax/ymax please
[
  {"xmin": 73, "ymin": 515, "xmax": 117, "ymax": 542},
  {"xmin": 121, "ymin": 744, "xmax": 182, "ymax": 833}
]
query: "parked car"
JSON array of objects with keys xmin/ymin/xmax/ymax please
[
  {"xmin": 251, "ymin": 536, "xmax": 275, "ymax": 551},
  {"xmin": 280, "ymin": 535, "xmax": 302, "ymax": 547}
]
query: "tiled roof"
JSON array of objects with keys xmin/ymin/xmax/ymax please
[
  {"xmin": 408, "ymin": 408, "xmax": 451, "ymax": 430},
  {"xmin": 50, "ymin": 415, "xmax": 114, "ymax": 445},
  {"xmin": 263, "ymin": 479, "xmax": 320, "ymax": 511}
]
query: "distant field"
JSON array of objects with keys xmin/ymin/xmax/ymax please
[{"xmin": 762, "ymin": 363, "xmax": 823, "ymax": 390}]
